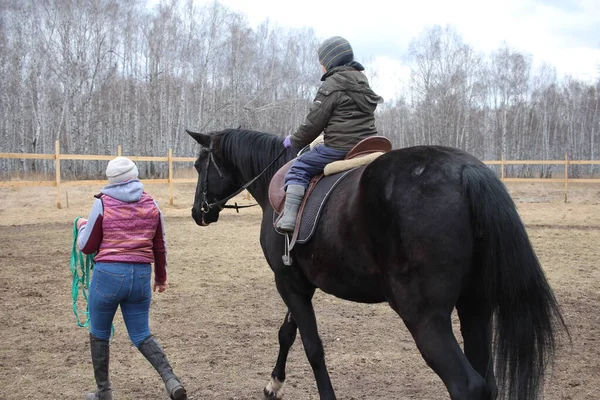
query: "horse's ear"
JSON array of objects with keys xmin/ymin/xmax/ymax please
[{"xmin": 186, "ymin": 129, "xmax": 211, "ymax": 147}]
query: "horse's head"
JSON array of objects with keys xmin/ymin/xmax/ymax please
[{"xmin": 187, "ymin": 129, "xmax": 238, "ymax": 226}]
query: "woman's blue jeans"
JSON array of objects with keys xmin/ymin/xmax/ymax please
[{"xmin": 89, "ymin": 262, "xmax": 152, "ymax": 347}]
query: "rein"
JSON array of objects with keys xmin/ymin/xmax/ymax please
[
  {"xmin": 70, "ymin": 217, "xmax": 94, "ymax": 327},
  {"xmin": 200, "ymin": 145, "xmax": 287, "ymax": 214},
  {"xmin": 70, "ymin": 218, "xmax": 116, "ymax": 335}
]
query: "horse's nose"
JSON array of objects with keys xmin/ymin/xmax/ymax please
[{"xmin": 191, "ymin": 207, "xmax": 200, "ymax": 224}]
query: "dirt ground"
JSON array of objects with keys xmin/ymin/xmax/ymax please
[{"xmin": 0, "ymin": 182, "xmax": 599, "ymax": 399}]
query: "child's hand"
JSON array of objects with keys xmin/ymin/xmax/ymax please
[
  {"xmin": 283, "ymin": 135, "xmax": 292, "ymax": 148},
  {"xmin": 76, "ymin": 218, "xmax": 88, "ymax": 229},
  {"xmin": 153, "ymin": 281, "xmax": 168, "ymax": 293}
]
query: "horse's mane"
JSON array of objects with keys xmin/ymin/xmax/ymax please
[{"xmin": 218, "ymin": 129, "xmax": 287, "ymax": 175}]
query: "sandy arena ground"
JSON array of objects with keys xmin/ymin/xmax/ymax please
[{"xmin": 0, "ymin": 182, "xmax": 598, "ymax": 399}]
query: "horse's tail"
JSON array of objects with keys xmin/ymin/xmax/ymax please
[{"xmin": 462, "ymin": 163, "xmax": 567, "ymax": 400}]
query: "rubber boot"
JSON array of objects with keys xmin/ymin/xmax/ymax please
[
  {"xmin": 85, "ymin": 334, "xmax": 113, "ymax": 400},
  {"xmin": 276, "ymin": 184, "xmax": 305, "ymax": 232},
  {"xmin": 138, "ymin": 336, "xmax": 187, "ymax": 400}
]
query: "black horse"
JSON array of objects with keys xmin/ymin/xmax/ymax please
[{"xmin": 188, "ymin": 128, "xmax": 566, "ymax": 400}]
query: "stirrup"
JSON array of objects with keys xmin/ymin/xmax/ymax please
[{"xmin": 282, "ymin": 233, "xmax": 292, "ymax": 266}]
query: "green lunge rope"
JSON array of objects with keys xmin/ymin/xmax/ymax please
[{"xmin": 70, "ymin": 217, "xmax": 94, "ymax": 328}]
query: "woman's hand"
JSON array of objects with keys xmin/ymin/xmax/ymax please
[
  {"xmin": 76, "ymin": 218, "xmax": 88, "ymax": 229},
  {"xmin": 153, "ymin": 281, "xmax": 168, "ymax": 293}
]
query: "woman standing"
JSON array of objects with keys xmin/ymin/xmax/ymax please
[{"xmin": 77, "ymin": 156, "xmax": 187, "ymax": 400}]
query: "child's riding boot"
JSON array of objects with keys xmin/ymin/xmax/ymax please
[
  {"xmin": 86, "ymin": 334, "xmax": 113, "ymax": 400},
  {"xmin": 138, "ymin": 335, "xmax": 187, "ymax": 400},
  {"xmin": 276, "ymin": 184, "xmax": 305, "ymax": 232}
]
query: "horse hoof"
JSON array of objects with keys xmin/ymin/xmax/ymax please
[
  {"xmin": 263, "ymin": 387, "xmax": 282, "ymax": 400},
  {"xmin": 263, "ymin": 377, "xmax": 285, "ymax": 399}
]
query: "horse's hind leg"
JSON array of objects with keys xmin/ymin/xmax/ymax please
[
  {"xmin": 388, "ymin": 284, "xmax": 491, "ymax": 400},
  {"xmin": 403, "ymin": 310, "xmax": 491, "ymax": 399},
  {"xmin": 456, "ymin": 291, "xmax": 498, "ymax": 399},
  {"xmin": 264, "ymin": 310, "xmax": 297, "ymax": 400}
]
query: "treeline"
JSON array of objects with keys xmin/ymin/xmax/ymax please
[
  {"xmin": 1, "ymin": 0, "xmax": 599, "ymax": 179},
  {"xmin": 379, "ymin": 26, "xmax": 600, "ymax": 178}
]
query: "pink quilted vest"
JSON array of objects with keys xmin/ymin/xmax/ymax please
[{"xmin": 94, "ymin": 192, "xmax": 159, "ymax": 264}]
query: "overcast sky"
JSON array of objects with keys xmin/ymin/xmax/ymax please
[{"xmin": 158, "ymin": 0, "xmax": 600, "ymax": 100}]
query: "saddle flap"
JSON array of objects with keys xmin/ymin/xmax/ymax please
[
  {"xmin": 269, "ymin": 160, "xmax": 295, "ymax": 214},
  {"xmin": 274, "ymin": 168, "xmax": 354, "ymax": 250},
  {"xmin": 344, "ymin": 136, "xmax": 392, "ymax": 160}
]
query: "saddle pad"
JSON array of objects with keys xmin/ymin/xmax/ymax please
[
  {"xmin": 275, "ymin": 169, "xmax": 354, "ymax": 244},
  {"xmin": 324, "ymin": 151, "xmax": 383, "ymax": 176}
]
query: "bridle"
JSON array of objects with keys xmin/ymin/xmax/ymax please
[{"xmin": 198, "ymin": 142, "xmax": 287, "ymax": 214}]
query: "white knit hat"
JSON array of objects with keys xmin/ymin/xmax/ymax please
[{"xmin": 106, "ymin": 157, "xmax": 139, "ymax": 184}]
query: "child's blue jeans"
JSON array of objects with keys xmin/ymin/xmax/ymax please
[
  {"xmin": 88, "ymin": 262, "xmax": 153, "ymax": 347},
  {"xmin": 284, "ymin": 144, "xmax": 348, "ymax": 189}
]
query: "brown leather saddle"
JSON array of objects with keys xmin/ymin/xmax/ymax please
[{"xmin": 268, "ymin": 135, "xmax": 392, "ymax": 229}]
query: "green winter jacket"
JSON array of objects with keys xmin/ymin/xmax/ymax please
[{"xmin": 289, "ymin": 64, "xmax": 383, "ymax": 151}]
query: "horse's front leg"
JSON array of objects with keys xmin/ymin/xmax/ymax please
[
  {"xmin": 263, "ymin": 310, "xmax": 297, "ymax": 400},
  {"xmin": 274, "ymin": 276, "xmax": 336, "ymax": 400}
]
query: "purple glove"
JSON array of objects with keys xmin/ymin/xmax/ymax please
[{"xmin": 283, "ymin": 135, "xmax": 292, "ymax": 149}]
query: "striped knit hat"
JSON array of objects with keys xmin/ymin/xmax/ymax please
[{"xmin": 318, "ymin": 36, "xmax": 354, "ymax": 71}]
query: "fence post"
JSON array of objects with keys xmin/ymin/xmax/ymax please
[
  {"xmin": 564, "ymin": 152, "xmax": 569, "ymax": 203},
  {"xmin": 501, "ymin": 154, "xmax": 505, "ymax": 181},
  {"xmin": 168, "ymin": 148, "xmax": 174, "ymax": 205},
  {"xmin": 55, "ymin": 140, "xmax": 62, "ymax": 209},
  {"xmin": 117, "ymin": 145, "xmax": 122, "ymax": 157}
]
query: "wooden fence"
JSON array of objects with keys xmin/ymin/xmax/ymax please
[
  {"xmin": 0, "ymin": 141, "xmax": 196, "ymax": 208},
  {"xmin": 1, "ymin": 141, "xmax": 600, "ymax": 208}
]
